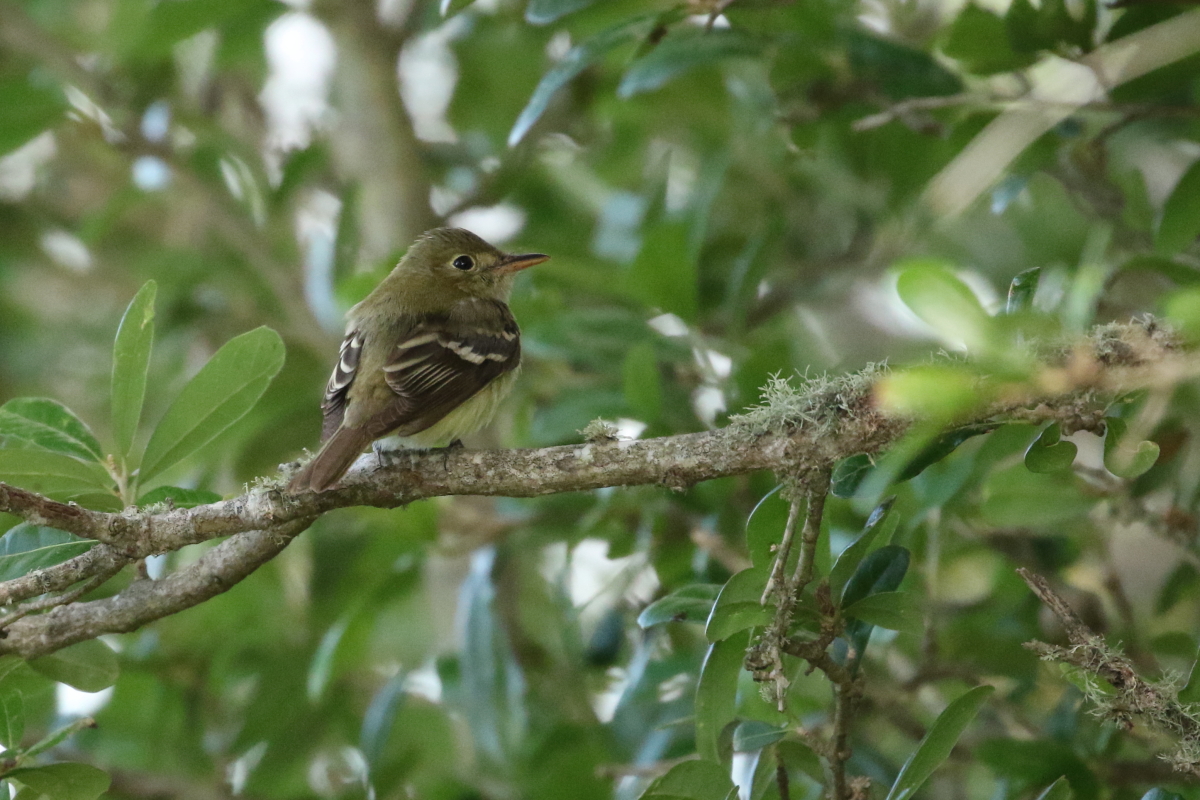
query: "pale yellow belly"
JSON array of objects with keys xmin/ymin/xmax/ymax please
[{"xmin": 380, "ymin": 369, "xmax": 518, "ymax": 450}]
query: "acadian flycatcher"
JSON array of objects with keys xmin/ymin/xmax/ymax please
[{"xmin": 288, "ymin": 227, "xmax": 548, "ymax": 493}]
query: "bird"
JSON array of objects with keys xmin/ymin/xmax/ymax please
[{"xmin": 287, "ymin": 227, "xmax": 548, "ymax": 493}]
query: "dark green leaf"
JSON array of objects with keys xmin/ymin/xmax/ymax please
[
  {"xmin": 1158, "ymin": 159, "xmax": 1200, "ymax": 255},
  {"xmin": 524, "ymin": 0, "xmax": 597, "ymax": 25},
  {"xmin": 136, "ymin": 485, "xmax": 223, "ymax": 509},
  {"xmin": 134, "ymin": 0, "xmax": 254, "ymax": 59},
  {"xmin": 733, "ymin": 720, "xmax": 786, "ymax": 752},
  {"xmin": 1006, "ymin": 267, "xmax": 1041, "ymax": 313},
  {"xmin": 695, "ymin": 630, "xmax": 749, "ymax": 763},
  {"xmin": 6, "ymin": 763, "xmax": 110, "ymax": 800},
  {"xmin": 0, "ymin": 398, "xmax": 104, "ymax": 462},
  {"xmin": 510, "ymin": 15, "xmax": 658, "ymax": 145},
  {"xmin": 706, "ymin": 568, "xmax": 774, "ymax": 642},
  {"xmin": 623, "ymin": 341, "xmax": 663, "ymax": 420},
  {"xmin": 842, "ymin": 591, "xmax": 922, "ymax": 634},
  {"xmin": 110, "ymin": 280, "xmax": 157, "ymax": 463},
  {"xmin": 638, "ymin": 584, "xmax": 722, "ymax": 628},
  {"xmin": 848, "ymin": 30, "xmax": 963, "ymax": 98},
  {"xmin": 0, "ymin": 450, "xmax": 112, "ymax": 497},
  {"xmin": 946, "ymin": 4, "xmax": 1034, "ymax": 73},
  {"xmin": 1103, "ymin": 418, "xmax": 1160, "ymax": 479},
  {"xmin": 643, "ymin": 753, "xmax": 736, "ymax": 799},
  {"xmin": 29, "ymin": 639, "xmax": 119, "ymax": 692},
  {"xmin": 884, "ymin": 685, "xmax": 996, "ymax": 800},
  {"xmin": 0, "ymin": 690, "xmax": 24, "ymax": 749},
  {"xmin": 841, "ymin": 545, "xmax": 910, "ymax": 609},
  {"xmin": 625, "ymin": 220, "xmax": 698, "ymax": 322},
  {"xmin": 830, "ymin": 496, "xmax": 895, "ymax": 596},
  {"xmin": 0, "ymin": 80, "xmax": 66, "ymax": 157},
  {"xmin": 831, "ymin": 454, "xmax": 873, "ymax": 498},
  {"xmin": 1025, "ymin": 423, "xmax": 1078, "ymax": 473},
  {"xmin": 618, "ymin": 29, "xmax": 764, "ymax": 98},
  {"xmin": 140, "ymin": 326, "xmax": 286, "ymax": 483},
  {"xmin": 1120, "ymin": 255, "xmax": 1200, "ymax": 286},
  {"xmin": 0, "ymin": 524, "xmax": 94, "ymax": 583}
]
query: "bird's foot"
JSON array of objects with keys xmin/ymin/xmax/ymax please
[
  {"xmin": 440, "ymin": 439, "xmax": 464, "ymax": 470},
  {"xmin": 372, "ymin": 442, "xmax": 425, "ymax": 471}
]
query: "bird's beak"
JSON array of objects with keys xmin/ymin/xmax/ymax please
[{"xmin": 494, "ymin": 253, "xmax": 549, "ymax": 275}]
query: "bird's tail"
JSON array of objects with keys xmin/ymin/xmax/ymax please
[{"xmin": 288, "ymin": 427, "xmax": 372, "ymax": 493}]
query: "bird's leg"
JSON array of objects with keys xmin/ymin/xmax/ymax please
[{"xmin": 440, "ymin": 439, "xmax": 464, "ymax": 471}]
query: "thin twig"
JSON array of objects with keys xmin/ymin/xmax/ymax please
[
  {"xmin": 791, "ymin": 474, "xmax": 830, "ymax": 591},
  {"xmin": 762, "ymin": 493, "xmax": 804, "ymax": 604},
  {"xmin": 1018, "ymin": 567, "xmax": 1200, "ymax": 777},
  {"xmin": 0, "ymin": 562, "xmax": 124, "ymax": 633}
]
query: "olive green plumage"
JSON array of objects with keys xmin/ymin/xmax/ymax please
[{"xmin": 288, "ymin": 228, "xmax": 548, "ymax": 493}]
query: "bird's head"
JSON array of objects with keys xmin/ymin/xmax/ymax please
[{"xmin": 397, "ymin": 227, "xmax": 548, "ymax": 303}]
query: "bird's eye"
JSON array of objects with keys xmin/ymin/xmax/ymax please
[{"xmin": 452, "ymin": 255, "xmax": 474, "ymax": 271}]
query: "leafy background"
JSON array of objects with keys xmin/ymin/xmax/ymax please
[{"xmin": 2, "ymin": 0, "xmax": 1200, "ymax": 797}]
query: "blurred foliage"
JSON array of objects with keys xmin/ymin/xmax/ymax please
[{"xmin": 2, "ymin": 0, "xmax": 1200, "ymax": 797}]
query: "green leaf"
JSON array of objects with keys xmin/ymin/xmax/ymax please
[
  {"xmin": 524, "ymin": 0, "xmax": 597, "ymax": 25},
  {"xmin": 898, "ymin": 424, "xmax": 997, "ymax": 481},
  {"xmin": 0, "ymin": 450, "xmax": 113, "ymax": 497},
  {"xmin": 1035, "ymin": 777, "xmax": 1072, "ymax": 800},
  {"xmin": 944, "ymin": 4, "xmax": 1034, "ymax": 74},
  {"xmin": 623, "ymin": 341, "xmax": 663, "ymax": 420},
  {"xmin": 0, "ymin": 398, "xmax": 103, "ymax": 462},
  {"xmin": 1005, "ymin": 267, "xmax": 1041, "ymax": 314},
  {"xmin": 980, "ymin": 464, "xmax": 1093, "ymax": 527},
  {"xmin": 1179, "ymin": 643, "xmax": 1200, "ymax": 704},
  {"xmin": 705, "ymin": 568, "xmax": 774, "ymax": 642},
  {"xmin": 0, "ymin": 525, "xmax": 94, "ymax": 583},
  {"xmin": 509, "ymin": 15, "xmax": 658, "ymax": 146},
  {"xmin": 135, "ymin": 485, "xmax": 223, "ymax": 509},
  {"xmin": 0, "ymin": 79, "xmax": 66, "ymax": 157},
  {"xmin": 884, "ymin": 685, "xmax": 996, "ymax": 800},
  {"xmin": 110, "ymin": 281, "xmax": 157, "ymax": 463},
  {"xmin": 745, "ymin": 484, "xmax": 785, "ymax": 568},
  {"xmin": 695, "ymin": 630, "xmax": 749, "ymax": 763},
  {"xmin": 638, "ymin": 584, "xmax": 722, "ymax": 628},
  {"xmin": 308, "ymin": 616, "xmax": 350, "ymax": 702},
  {"xmin": 1025, "ymin": 423, "xmax": 1078, "ymax": 473},
  {"xmin": 842, "ymin": 591, "xmax": 922, "ymax": 634},
  {"xmin": 875, "ymin": 366, "xmax": 981, "ymax": 419},
  {"xmin": 134, "ymin": 0, "xmax": 253, "ymax": 59},
  {"xmin": 643, "ymin": 754, "xmax": 736, "ymax": 800},
  {"xmin": 360, "ymin": 670, "xmax": 407, "ymax": 767},
  {"xmin": 1164, "ymin": 286, "xmax": 1200, "ymax": 342},
  {"xmin": 6, "ymin": 763, "xmax": 110, "ymax": 800},
  {"xmin": 140, "ymin": 326, "xmax": 285, "ymax": 483},
  {"xmin": 1157, "ymin": 156, "xmax": 1200, "ymax": 256},
  {"xmin": 841, "ymin": 545, "xmax": 910, "ymax": 609},
  {"xmin": 625, "ymin": 220, "xmax": 698, "ymax": 322},
  {"xmin": 733, "ymin": 720, "xmax": 786, "ymax": 752},
  {"xmin": 618, "ymin": 29, "xmax": 764, "ymax": 98},
  {"xmin": 440, "ymin": 0, "xmax": 476, "ymax": 16},
  {"xmin": 0, "ymin": 690, "xmax": 24, "ymax": 749},
  {"xmin": 29, "ymin": 639, "xmax": 119, "ymax": 692},
  {"xmin": 830, "ymin": 497, "xmax": 895, "ymax": 596},
  {"xmin": 1103, "ymin": 418, "xmax": 1160, "ymax": 479},
  {"xmin": 1141, "ymin": 790, "xmax": 1184, "ymax": 800},
  {"xmin": 894, "ymin": 260, "xmax": 993, "ymax": 352},
  {"xmin": 831, "ymin": 454, "xmax": 873, "ymax": 498}
]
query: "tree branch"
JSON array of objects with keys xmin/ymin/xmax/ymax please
[{"xmin": 0, "ymin": 321, "xmax": 1184, "ymax": 657}]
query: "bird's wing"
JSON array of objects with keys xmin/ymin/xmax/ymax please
[
  {"xmin": 369, "ymin": 301, "xmax": 521, "ymax": 438},
  {"xmin": 320, "ymin": 329, "xmax": 364, "ymax": 442}
]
